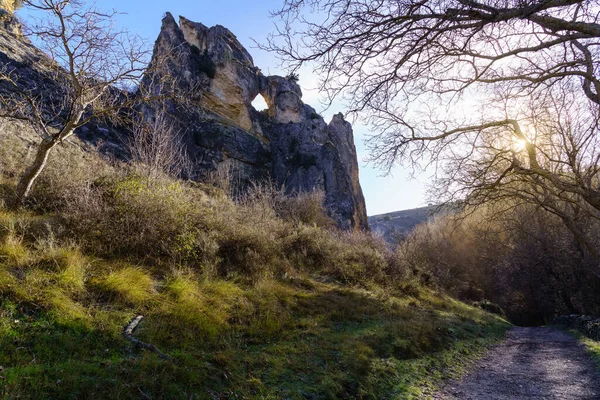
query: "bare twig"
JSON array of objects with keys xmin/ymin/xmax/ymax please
[{"xmin": 265, "ymin": 0, "xmax": 600, "ymax": 267}]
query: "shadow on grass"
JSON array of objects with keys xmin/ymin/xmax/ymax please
[{"xmin": 0, "ymin": 280, "xmax": 509, "ymax": 400}]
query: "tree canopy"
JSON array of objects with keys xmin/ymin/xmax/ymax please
[{"xmin": 265, "ymin": 0, "xmax": 600, "ymax": 268}]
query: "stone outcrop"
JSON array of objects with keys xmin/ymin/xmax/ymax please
[
  {"xmin": 0, "ymin": 8, "xmax": 20, "ymax": 36},
  {"xmin": 0, "ymin": 9, "xmax": 369, "ymax": 231},
  {"xmin": 261, "ymin": 76, "xmax": 306, "ymax": 124},
  {"xmin": 142, "ymin": 13, "xmax": 369, "ymax": 230}
]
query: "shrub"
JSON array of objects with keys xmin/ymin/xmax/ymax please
[
  {"xmin": 401, "ymin": 202, "xmax": 600, "ymax": 325},
  {"xmin": 324, "ymin": 231, "xmax": 389, "ymax": 285},
  {"xmin": 283, "ymin": 225, "xmax": 400, "ymax": 287},
  {"xmin": 215, "ymin": 222, "xmax": 285, "ymax": 279},
  {"xmin": 30, "ymin": 147, "xmax": 115, "ymax": 212},
  {"xmin": 275, "ymin": 190, "xmax": 335, "ymax": 228},
  {"xmin": 63, "ymin": 174, "xmax": 204, "ymax": 260},
  {"xmin": 240, "ymin": 182, "xmax": 336, "ymax": 229},
  {"xmin": 2, "ymin": 139, "xmax": 416, "ymax": 292}
]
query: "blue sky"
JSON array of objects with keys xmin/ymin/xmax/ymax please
[{"xmin": 18, "ymin": 0, "xmax": 430, "ymax": 215}]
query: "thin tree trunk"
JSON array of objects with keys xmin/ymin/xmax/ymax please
[
  {"xmin": 14, "ymin": 137, "xmax": 57, "ymax": 206},
  {"xmin": 12, "ymin": 106, "xmax": 83, "ymax": 208}
]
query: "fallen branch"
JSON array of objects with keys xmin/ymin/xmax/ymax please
[{"xmin": 124, "ymin": 315, "xmax": 173, "ymax": 361}]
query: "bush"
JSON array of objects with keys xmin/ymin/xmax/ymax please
[
  {"xmin": 282, "ymin": 225, "xmax": 401, "ymax": 287},
  {"xmin": 1, "ymin": 140, "xmax": 417, "ymax": 290},
  {"xmin": 63, "ymin": 174, "xmax": 204, "ymax": 260},
  {"xmin": 275, "ymin": 190, "xmax": 335, "ymax": 228},
  {"xmin": 326, "ymin": 231, "xmax": 390, "ymax": 285},
  {"xmin": 240, "ymin": 182, "xmax": 335, "ymax": 228},
  {"xmin": 53, "ymin": 171, "xmax": 412, "ymax": 288},
  {"xmin": 401, "ymin": 202, "xmax": 600, "ymax": 325}
]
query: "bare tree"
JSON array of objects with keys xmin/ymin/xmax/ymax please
[
  {"xmin": 0, "ymin": 0, "xmax": 149, "ymax": 205},
  {"xmin": 264, "ymin": 0, "xmax": 600, "ymax": 206},
  {"xmin": 264, "ymin": 0, "xmax": 600, "ymax": 272}
]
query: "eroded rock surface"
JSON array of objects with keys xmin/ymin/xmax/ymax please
[
  {"xmin": 143, "ymin": 13, "xmax": 369, "ymax": 230},
  {"xmin": 0, "ymin": 9, "xmax": 369, "ymax": 230}
]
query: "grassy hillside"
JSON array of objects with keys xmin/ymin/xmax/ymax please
[
  {"xmin": 583, "ymin": 337, "xmax": 600, "ymax": 367},
  {"xmin": 0, "ymin": 135, "xmax": 510, "ymax": 399}
]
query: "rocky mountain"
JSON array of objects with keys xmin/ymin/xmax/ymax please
[
  {"xmin": 369, "ymin": 204, "xmax": 461, "ymax": 244},
  {"xmin": 140, "ymin": 13, "xmax": 368, "ymax": 230},
  {"xmin": 369, "ymin": 205, "xmax": 436, "ymax": 243},
  {"xmin": 0, "ymin": 10, "xmax": 369, "ymax": 231}
]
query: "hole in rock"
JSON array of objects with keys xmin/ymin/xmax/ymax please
[{"xmin": 251, "ymin": 93, "xmax": 269, "ymax": 111}]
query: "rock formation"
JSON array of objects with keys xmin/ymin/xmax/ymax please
[
  {"xmin": 142, "ymin": 13, "xmax": 369, "ymax": 230},
  {"xmin": 0, "ymin": 9, "xmax": 369, "ymax": 231}
]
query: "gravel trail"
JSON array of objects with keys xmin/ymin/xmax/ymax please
[{"xmin": 434, "ymin": 327, "xmax": 600, "ymax": 399}]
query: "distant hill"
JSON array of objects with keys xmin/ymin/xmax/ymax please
[{"xmin": 369, "ymin": 205, "xmax": 437, "ymax": 244}]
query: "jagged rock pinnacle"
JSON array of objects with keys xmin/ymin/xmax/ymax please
[{"xmin": 142, "ymin": 14, "xmax": 370, "ymax": 230}]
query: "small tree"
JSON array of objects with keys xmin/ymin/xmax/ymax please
[{"xmin": 0, "ymin": 0, "xmax": 149, "ymax": 205}]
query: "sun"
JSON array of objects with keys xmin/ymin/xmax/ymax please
[{"xmin": 512, "ymin": 138, "xmax": 528, "ymax": 152}]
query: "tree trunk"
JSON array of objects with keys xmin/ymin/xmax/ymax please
[{"xmin": 13, "ymin": 137, "xmax": 57, "ymax": 206}]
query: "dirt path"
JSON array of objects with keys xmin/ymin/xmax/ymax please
[{"xmin": 434, "ymin": 327, "xmax": 600, "ymax": 399}]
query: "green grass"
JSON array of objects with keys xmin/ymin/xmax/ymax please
[
  {"xmin": 568, "ymin": 330, "xmax": 600, "ymax": 369},
  {"xmin": 0, "ymin": 226, "xmax": 510, "ymax": 399},
  {"xmin": 580, "ymin": 336, "xmax": 600, "ymax": 366},
  {"xmin": 0, "ymin": 290, "xmax": 509, "ymax": 399},
  {"xmin": 0, "ymin": 147, "xmax": 512, "ymax": 398}
]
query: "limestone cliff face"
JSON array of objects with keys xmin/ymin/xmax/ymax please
[
  {"xmin": 0, "ymin": 9, "xmax": 368, "ymax": 231},
  {"xmin": 143, "ymin": 13, "xmax": 369, "ymax": 230}
]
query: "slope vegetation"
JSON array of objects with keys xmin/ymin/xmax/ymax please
[{"xmin": 0, "ymin": 135, "xmax": 510, "ymax": 399}]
